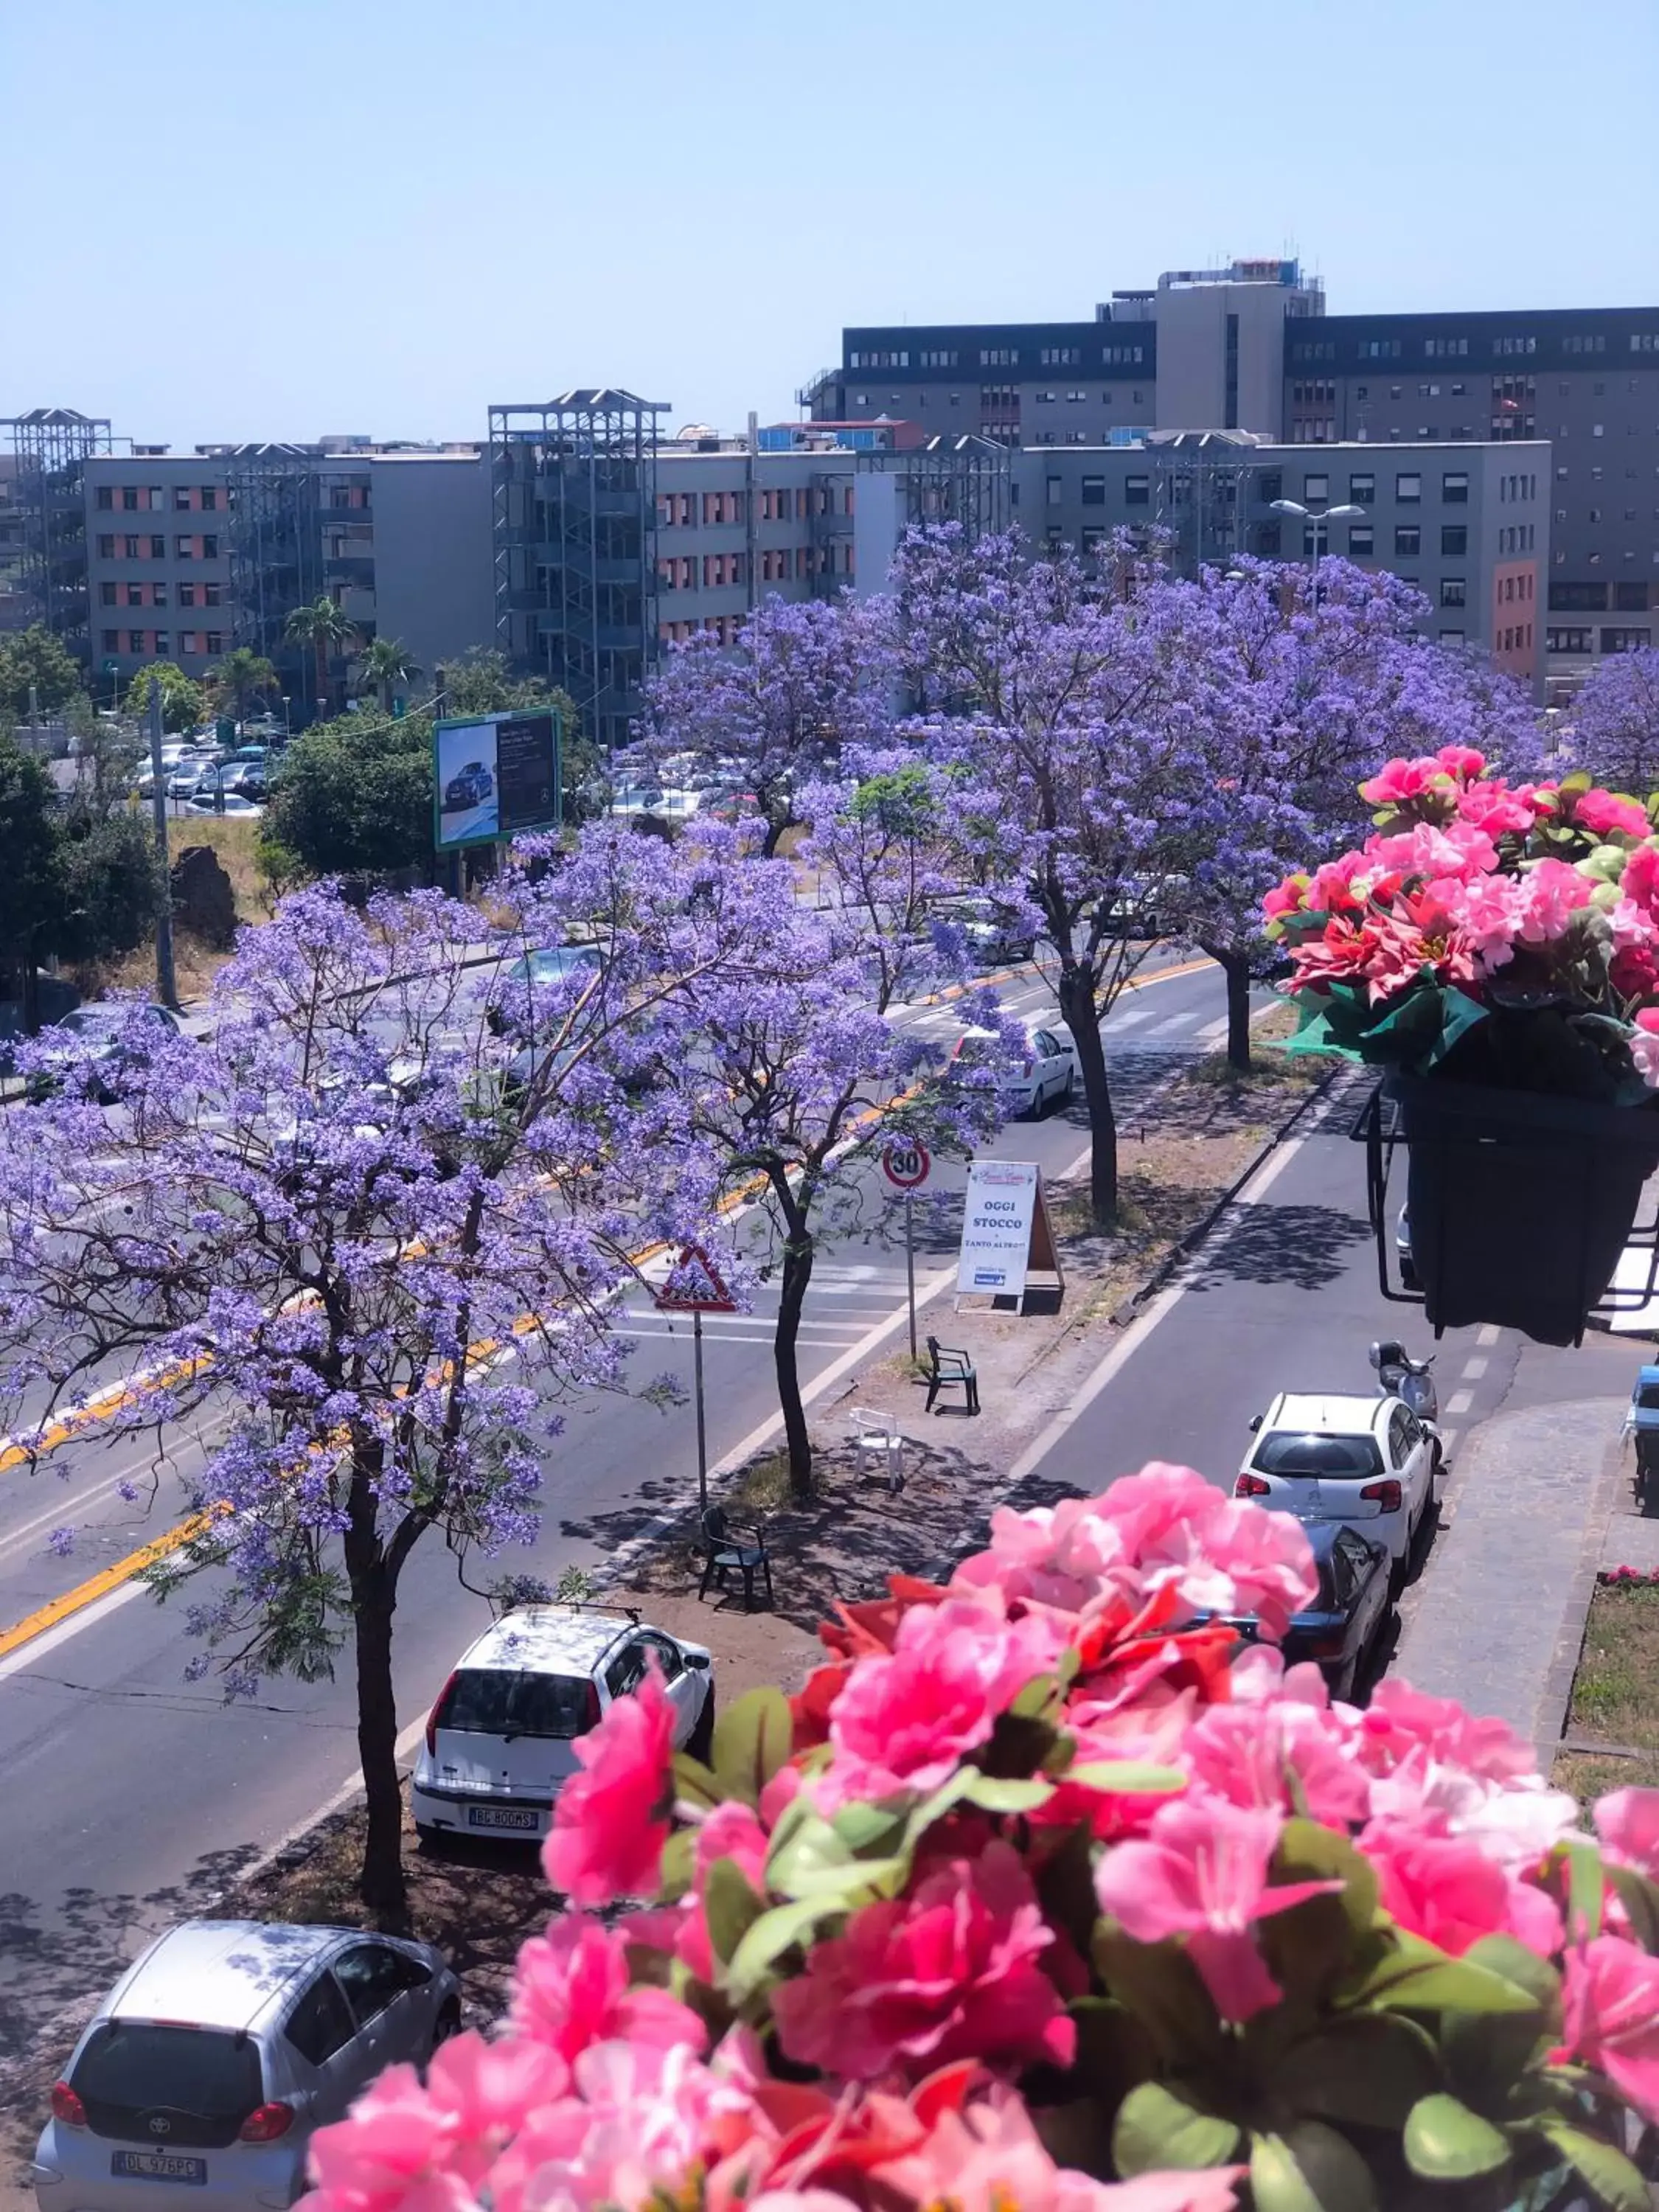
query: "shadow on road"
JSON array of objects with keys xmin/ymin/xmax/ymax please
[{"xmin": 1183, "ymin": 1200, "xmax": 1372, "ymax": 1294}]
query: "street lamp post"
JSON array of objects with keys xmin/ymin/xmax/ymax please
[{"xmin": 1269, "ymin": 497, "xmax": 1366, "ymax": 580}]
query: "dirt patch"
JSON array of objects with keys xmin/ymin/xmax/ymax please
[{"xmin": 1554, "ymin": 1582, "xmax": 1659, "ymax": 1806}]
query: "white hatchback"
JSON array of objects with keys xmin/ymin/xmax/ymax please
[
  {"xmin": 1236, "ymin": 1391, "xmax": 1442, "ymax": 1590},
  {"xmin": 411, "ymin": 1607, "xmax": 713, "ymax": 1846},
  {"xmin": 953, "ymin": 1022, "xmax": 1078, "ymax": 1119}
]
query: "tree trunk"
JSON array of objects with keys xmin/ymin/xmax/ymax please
[
  {"xmin": 1059, "ymin": 965, "xmax": 1116, "ymax": 1227},
  {"xmin": 316, "ymin": 642, "xmax": 329, "ymax": 722},
  {"xmin": 342, "ymin": 1452, "xmax": 406, "ymax": 1925},
  {"xmin": 1210, "ymin": 946, "xmax": 1253, "ymax": 1072},
  {"xmin": 774, "ymin": 1232, "xmax": 815, "ymax": 1500}
]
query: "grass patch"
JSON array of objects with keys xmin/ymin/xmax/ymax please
[
  {"xmin": 1553, "ymin": 1582, "xmax": 1659, "ymax": 1805},
  {"xmin": 732, "ymin": 1449, "xmax": 793, "ymax": 1514},
  {"xmin": 1183, "ymin": 1047, "xmax": 1326, "ymax": 1093},
  {"xmin": 166, "ymin": 813, "xmax": 273, "ymax": 923}
]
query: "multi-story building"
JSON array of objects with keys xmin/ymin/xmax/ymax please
[
  {"xmin": 83, "ymin": 439, "xmax": 493, "ymax": 720},
  {"xmin": 807, "ymin": 263, "xmax": 1659, "ymax": 686},
  {"xmin": 1020, "ymin": 433, "xmax": 1548, "ymax": 686},
  {"xmin": 1, "ymin": 408, "xmax": 114, "ymax": 660}
]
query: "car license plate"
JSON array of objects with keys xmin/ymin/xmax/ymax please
[
  {"xmin": 467, "ymin": 1804, "xmax": 540, "ymax": 1832},
  {"xmin": 112, "ymin": 2152, "xmax": 207, "ymax": 2184}
]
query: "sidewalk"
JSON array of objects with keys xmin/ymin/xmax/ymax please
[{"xmin": 1395, "ymin": 1331, "xmax": 1633, "ymax": 1764}]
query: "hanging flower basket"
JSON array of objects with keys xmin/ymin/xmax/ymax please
[
  {"xmin": 1267, "ymin": 746, "xmax": 1659, "ymax": 1343},
  {"xmin": 1389, "ymin": 1071, "xmax": 1659, "ymax": 1344}
]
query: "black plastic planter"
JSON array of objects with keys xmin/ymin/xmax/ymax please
[{"xmin": 1389, "ymin": 1074, "xmax": 1659, "ymax": 1346}]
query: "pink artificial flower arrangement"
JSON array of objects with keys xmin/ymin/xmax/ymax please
[
  {"xmin": 301, "ymin": 1471, "xmax": 1659, "ymax": 2212},
  {"xmin": 1266, "ymin": 745, "xmax": 1659, "ymax": 1101}
]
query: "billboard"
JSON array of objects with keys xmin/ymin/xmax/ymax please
[{"xmin": 433, "ymin": 709, "xmax": 563, "ymax": 852}]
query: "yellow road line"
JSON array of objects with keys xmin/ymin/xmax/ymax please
[{"xmin": 0, "ymin": 956, "xmax": 1219, "ymax": 1659}]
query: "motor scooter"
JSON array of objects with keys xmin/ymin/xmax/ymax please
[{"xmin": 1369, "ymin": 1338, "xmax": 1439, "ymax": 1425}]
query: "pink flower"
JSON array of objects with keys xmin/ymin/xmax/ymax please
[
  {"xmin": 1366, "ymin": 818, "xmax": 1498, "ymax": 883},
  {"xmin": 489, "ymin": 2041, "xmax": 747, "ymax": 2212},
  {"xmin": 1099, "ymin": 1467, "xmax": 1317, "ymax": 1643},
  {"xmin": 1365, "ymin": 1821, "xmax": 1563, "ymax": 1958},
  {"xmin": 543, "ymin": 1662, "xmax": 675, "ymax": 1905},
  {"xmin": 1596, "ymin": 1787, "xmax": 1659, "ymax": 1882},
  {"xmin": 511, "ymin": 1911, "xmax": 706, "ymax": 2063},
  {"xmin": 1436, "ymin": 745, "xmax": 1488, "ymax": 782},
  {"xmin": 954, "ymin": 1495, "xmax": 1133, "ymax": 1613},
  {"xmin": 1360, "ymin": 756, "xmax": 1450, "ymax": 810},
  {"xmin": 771, "ymin": 1840, "xmax": 1076, "ymax": 2081},
  {"xmin": 1357, "ymin": 1678, "xmax": 1537, "ymax": 1785},
  {"xmin": 305, "ymin": 2065, "xmax": 466, "ymax": 2212},
  {"xmin": 1554, "ymin": 1936, "xmax": 1659, "ymax": 2122},
  {"xmin": 1093, "ymin": 1797, "xmax": 1342, "ymax": 2023},
  {"xmin": 1433, "ymin": 872, "xmax": 1522, "ymax": 971},
  {"xmin": 826, "ymin": 1594, "xmax": 1064, "ymax": 1800},
  {"xmin": 1632, "ymin": 1007, "xmax": 1659, "ymax": 1088},
  {"xmin": 1183, "ymin": 1700, "xmax": 1371, "ymax": 1829},
  {"xmin": 1576, "ymin": 788, "xmax": 1651, "ymax": 840},
  {"xmin": 1456, "ymin": 778, "xmax": 1539, "ymax": 837},
  {"xmin": 872, "ymin": 2089, "xmax": 1242, "ymax": 2212},
  {"xmin": 1515, "ymin": 856, "xmax": 1593, "ymax": 944}
]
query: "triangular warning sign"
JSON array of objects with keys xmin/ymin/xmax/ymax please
[{"xmin": 654, "ymin": 1241, "xmax": 738, "ymax": 1314}]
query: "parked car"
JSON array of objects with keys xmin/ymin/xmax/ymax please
[
  {"xmin": 1208, "ymin": 1520, "xmax": 1393, "ymax": 1702},
  {"xmin": 936, "ymin": 897, "xmax": 1037, "ymax": 968},
  {"xmin": 186, "ymin": 790, "xmax": 264, "ymax": 818},
  {"xmin": 31, "ymin": 1920, "xmax": 459, "ymax": 2212},
  {"xmin": 952, "ymin": 1021, "xmax": 1077, "ymax": 1119},
  {"xmin": 166, "ymin": 756, "xmax": 219, "ymax": 800},
  {"xmin": 1236, "ymin": 1390, "xmax": 1442, "ymax": 1591},
  {"xmin": 411, "ymin": 1607, "xmax": 713, "ymax": 1844},
  {"xmin": 486, "ymin": 944, "xmax": 605, "ymax": 1036},
  {"xmin": 27, "ymin": 1002, "xmax": 184, "ymax": 1103},
  {"xmin": 442, "ymin": 760, "xmax": 493, "ymax": 810}
]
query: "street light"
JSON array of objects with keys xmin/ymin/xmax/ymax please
[{"xmin": 1269, "ymin": 498, "xmax": 1366, "ymax": 580}]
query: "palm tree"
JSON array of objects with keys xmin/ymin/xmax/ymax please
[
  {"xmin": 284, "ymin": 597, "xmax": 359, "ymax": 721},
  {"xmin": 355, "ymin": 636, "xmax": 421, "ymax": 714},
  {"xmin": 209, "ymin": 647, "xmax": 278, "ymax": 732}
]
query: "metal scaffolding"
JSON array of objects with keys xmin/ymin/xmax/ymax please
[
  {"xmin": 1, "ymin": 408, "xmax": 114, "ymax": 658},
  {"xmin": 223, "ymin": 445, "xmax": 327, "ymax": 717},
  {"xmin": 857, "ymin": 433, "xmax": 1012, "ymax": 543},
  {"xmin": 1145, "ymin": 430, "xmax": 1265, "ymax": 574},
  {"xmin": 489, "ymin": 391, "xmax": 665, "ymax": 757}
]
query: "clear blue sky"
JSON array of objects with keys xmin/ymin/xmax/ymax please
[{"xmin": 6, "ymin": 0, "xmax": 1656, "ymax": 452}]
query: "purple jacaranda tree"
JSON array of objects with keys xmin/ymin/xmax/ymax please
[
  {"xmin": 0, "ymin": 854, "xmax": 776, "ymax": 1917},
  {"xmin": 582, "ymin": 813, "xmax": 1010, "ymax": 1499},
  {"xmin": 636, "ymin": 594, "xmax": 895, "ymax": 857},
  {"xmin": 891, "ymin": 524, "xmax": 1207, "ymax": 1228},
  {"xmin": 1565, "ymin": 647, "xmax": 1659, "ymax": 798},
  {"xmin": 1166, "ymin": 558, "xmax": 1545, "ymax": 1068}
]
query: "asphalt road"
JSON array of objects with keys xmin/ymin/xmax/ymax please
[{"xmin": 0, "ymin": 955, "xmax": 1247, "ymax": 2055}]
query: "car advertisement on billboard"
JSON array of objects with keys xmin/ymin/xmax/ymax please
[{"xmin": 433, "ymin": 709, "xmax": 563, "ymax": 851}]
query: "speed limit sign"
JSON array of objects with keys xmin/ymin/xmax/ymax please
[{"xmin": 882, "ymin": 1135, "xmax": 931, "ymax": 1191}]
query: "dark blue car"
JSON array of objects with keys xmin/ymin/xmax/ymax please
[
  {"xmin": 443, "ymin": 759, "xmax": 493, "ymax": 810},
  {"xmin": 1215, "ymin": 1520, "xmax": 1393, "ymax": 1703}
]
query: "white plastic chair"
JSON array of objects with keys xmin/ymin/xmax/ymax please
[{"xmin": 851, "ymin": 1405, "xmax": 905, "ymax": 1494}]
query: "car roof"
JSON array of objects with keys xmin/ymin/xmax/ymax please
[
  {"xmin": 1265, "ymin": 1392, "xmax": 1388, "ymax": 1434},
  {"xmin": 453, "ymin": 1605, "xmax": 639, "ymax": 1675},
  {"xmin": 111, "ymin": 1921, "xmax": 349, "ymax": 2031}
]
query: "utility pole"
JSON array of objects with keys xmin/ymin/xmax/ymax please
[{"xmin": 147, "ymin": 679, "xmax": 178, "ymax": 1009}]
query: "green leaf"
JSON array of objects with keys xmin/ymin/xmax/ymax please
[
  {"xmin": 765, "ymin": 1807, "xmax": 908, "ymax": 1904},
  {"xmin": 1009, "ymin": 1672, "xmax": 1061, "ymax": 1719},
  {"xmin": 1275, "ymin": 1817, "xmax": 1380, "ymax": 1933},
  {"xmin": 725, "ymin": 1897, "xmax": 838, "ymax": 1999},
  {"xmin": 1065, "ymin": 1761, "xmax": 1188, "ymax": 1795},
  {"xmin": 1287, "ymin": 2016, "xmax": 1441, "ymax": 2130},
  {"xmin": 950, "ymin": 1772, "xmax": 1055, "ymax": 1814},
  {"xmin": 1531, "ymin": 2115, "xmax": 1649, "ymax": 2212},
  {"xmin": 830, "ymin": 1800, "xmax": 910, "ymax": 1854},
  {"xmin": 656, "ymin": 1826, "xmax": 696, "ymax": 1902},
  {"xmin": 1092, "ymin": 1930, "xmax": 1225, "ymax": 2069},
  {"xmin": 670, "ymin": 1750, "xmax": 723, "ymax": 1815},
  {"xmin": 1605, "ymin": 1863, "xmax": 1659, "ymax": 1954},
  {"xmin": 1112, "ymin": 2082, "xmax": 1240, "ymax": 2177},
  {"xmin": 1461, "ymin": 1932, "xmax": 1562, "ymax": 2009},
  {"xmin": 1560, "ymin": 1835, "xmax": 1606, "ymax": 1944},
  {"xmin": 1346, "ymin": 1931, "xmax": 1541, "ymax": 2017},
  {"xmin": 711, "ymin": 1687, "xmax": 793, "ymax": 1807},
  {"xmin": 701, "ymin": 1856, "xmax": 763, "ymax": 1966},
  {"xmin": 1249, "ymin": 2123, "xmax": 1377, "ymax": 2212},
  {"xmin": 1403, "ymin": 2093, "xmax": 1512, "ymax": 2181}
]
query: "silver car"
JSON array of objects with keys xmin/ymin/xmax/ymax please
[{"xmin": 32, "ymin": 1920, "xmax": 460, "ymax": 2212}]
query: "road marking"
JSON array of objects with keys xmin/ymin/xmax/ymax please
[
  {"xmin": 1461, "ymin": 1356, "xmax": 1489, "ymax": 1380},
  {"xmin": 0, "ymin": 1509, "xmax": 218, "ymax": 1660},
  {"xmin": 1445, "ymin": 1388, "xmax": 1474, "ymax": 1416},
  {"xmin": 1145, "ymin": 1011, "xmax": 1199, "ymax": 1038},
  {"xmin": 1107, "ymin": 1007, "xmax": 1152, "ymax": 1032},
  {"xmin": 1477, "ymin": 1324, "xmax": 1500, "ymax": 1348},
  {"xmin": 1194, "ymin": 1018, "xmax": 1229, "ymax": 1044}
]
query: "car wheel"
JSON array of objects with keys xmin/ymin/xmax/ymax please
[
  {"xmin": 430, "ymin": 2000, "xmax": 462, "ymax": 2057},
  {"xmin": 688, "ymin": 1684, "xmax": 716, "ymax": 1764},
  {"xmin": 1388, "ymin": 1543, "xmax": 1409, "ymax": 1599},
  {"xmin": 415, "ymin": 1824, "xmax": 446, "ymax": 1855}
]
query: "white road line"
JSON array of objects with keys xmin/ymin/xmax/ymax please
[
  {"xmin": 1106, "ymin": 1008, "xmax": 1153, "ymax": 1032},
  {"xmin": 1445, "ymin": 1388, "xmax": 1474, "ymax": 1416},
  {"xmin": 1477, "ymin": 1324, "xmax": 1500, "ymax": 1348},
  {"xmin": 1144, "ymin": 1012, "xmax": 1199, "ymax": 1039},
  {"xmin": 1461, "ymin": 1356, "xmax": 1489, "ymax": 1380},
  {"xmin": 1192, "ymin": 1018, "xmax": 1228, "ymax": 1044}
]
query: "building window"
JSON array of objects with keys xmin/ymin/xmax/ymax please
[
  {"xmin": 1441, "ymin": 471, "xmax": 1470, "ymax": 504},
  {"xmin": 204, "ymin": 583, "xmax": 223, "ymax": 607},
  {"xmin": 1547, "ymin": 626, "xmax": 1593, "ymax": 652},
  {"xmin": 1258, "ymin": 471, "xmax": 1281, "ymax": 504},
  {"xmin": 128, "ymin": 630, "xmax": 146, "ymax": 653},
  {"xmin": 1615, "ymin": 582, "xmax": 1650, "ymax": 611},
  {"xmin": 148, "ymin": 535, "xmax": 164, "ymax": 558},
  {"xmin": 1124, "ymin": 474, "xmax": 1150, "ymax": 507},
  {"xmin": 1441, "ymin": 578, "xmax": 1467, "ymax": 608},
  {"xmin": 1348, "ymin": 524, "xmax": 1374, "ymax": 555},
  {"xmin": 979, "ymin": 349, "xmax": 1017, "ymax": 368},
  {"xmin": 99, "ymin": 581, "xmax": 116, "ymax": 606},
  {"xmin": 1080, "ymin": 526, "xmax": 1106, "ymax": 555},
  {"xmin": 1394, "ymin": 525, "xmax": 1421, "ymax": 555},
  {"xmin": 1349, "ymin": 473, "xmax": 1375, "ymax": 505},
  {"xmin": 178, "ymin": 582, "xmax": 196, "ymax": 608},
  {"xmin": 180, "ymin": 631, "xmax": 199, "ymax": 655},
  {"xmin": 1396, "ymin": 473, "xmax": 1422, "ymax": 503},
  {"xmin": 1303, "ymin": 473, "xmax": 1329, "ymax": 505},
  {"xmin": 102, "ymin": 630, "xmax": 119, "ymax": 652},
  {"xmin": 202, "ymin": 535, "xmax": 218, "ymax": 559},
  {"xmin": 122, "ymin": 535, "xmax": 140, "ymax": 558},
  {"xmin": 1080, "ymin": 476, "xmax": 1106, "ymax": 506},
  {"xmin": 125, "ymin": 583, "xmax": 143, "ymax": 608},
  {"xmin": 94, "ymin": 485, "xmax": 114, "ymax": 510},
  {"xmin": 173, "ymin": 487, "xmax": 191, "ymax": 511},
  {"xmin": 121, "ymin": 487, "xmax": 139, "ymax": 511},
  {"xmin": 1441, "ymin": 628, "xmax": 1464, "ymax": 641},
  {"xmin": 1441, "ymin": 525, "xmax": 1468, "ymax": 554},
  {"xmin": 152, "ymin": 582, "xmax": 167, "ymax": 608},
  {"xmin": 1040, "ymin": 347, "xmax": 1080, "ymax": 367},
  {"xmin": 153, "ymin": 631, "xmax": 170, "ymax": 657},
  {"xmin": 1602, "ymin": 627, "xmax": 1652, "ymax": 653},
  {"xmin": 97, "ymin": 534, "xmax": 115, "ymax": 558},
  {"xmin": 205, "ymin": 630, "xmax": 224, "ymax": 653},
  {"xmin": 1046, "ymin": 474, "xmax": 1062, "ymax": 507}
]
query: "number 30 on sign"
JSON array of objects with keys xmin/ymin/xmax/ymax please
[{"xmin": 882, "ymin": 1137, "xmax": 931, "ymax": 1191}]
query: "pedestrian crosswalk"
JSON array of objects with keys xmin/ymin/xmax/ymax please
[{"xmin": 891, "ymin": 981, "xmax": 1272, "ymax": 1055}]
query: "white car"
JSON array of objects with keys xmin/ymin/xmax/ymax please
[
  {"xmin": 411, "ymin": 1607, "xmax": 713, "ymax": 1846},
  {"xmin": 953, "ymin": 1021, "xmax": 1078, "ymax": 1119},
  {"xmin": 186, "ymin": 790, "xmax": 264, "ymax": 818},
  {"xmin": 1236, "ymin": 1391, "xmax": 1442, "ymax": 1590},
  {"xmin": 32, "ymin": 1920, "xmax": 459, "ymax": 2212}
]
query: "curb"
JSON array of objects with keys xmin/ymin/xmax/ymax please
[{"xmin": 1535, "ymin": 1419, "xmax": 1630, "ymax": 1770}]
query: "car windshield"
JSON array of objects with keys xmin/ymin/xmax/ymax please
[
  {"xmin": 72, "ymin": 2022, "xmax": 262, "ymax": 2135},
  {"xmin": 1253, "ymin": 1431, "xmax": 1383, "ymax": 1479},
  {"xmin": 59, "ymin": 1009, "xmax": 124, "ymax": 1038},
  {"xmin": 1637, "ymin": 1384, "xmax": 1659, "ymax": 1412},
  {"xmin": 514, "ymin": 947, "xmax": 602, "ymax": 985},
  {"xmin": 436, "ymin": 1667, "xmax": 591, "ymax": 1739}
]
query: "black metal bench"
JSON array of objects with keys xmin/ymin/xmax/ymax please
[{"xmin": 925, "ymin": 1335, "xmax": 980, "ymax": 1416}]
